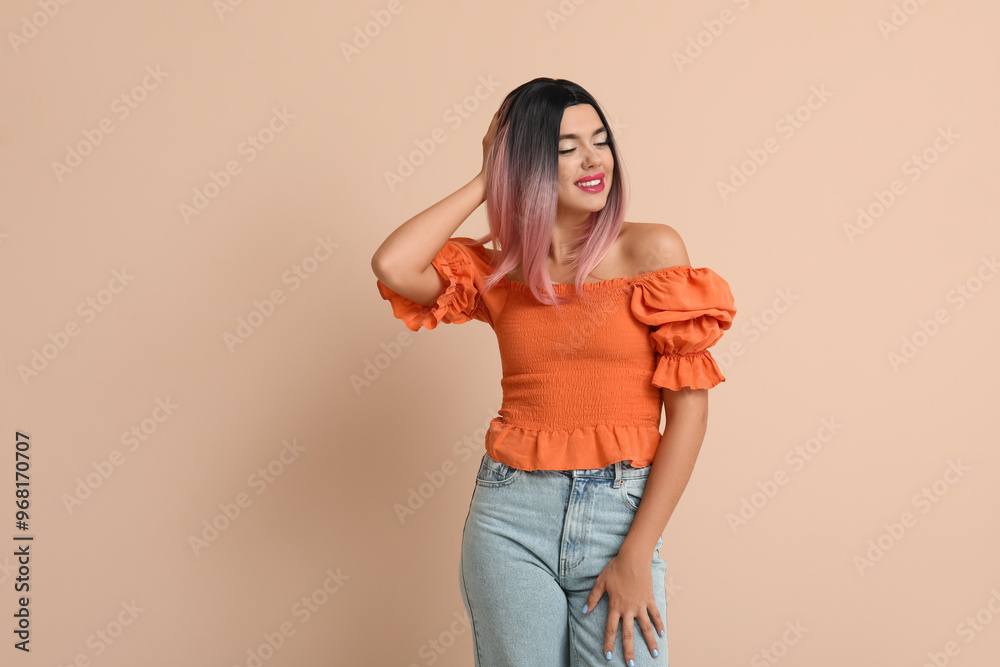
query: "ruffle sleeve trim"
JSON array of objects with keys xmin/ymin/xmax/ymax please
[
  {"xmin": 630, "ymin": 266, "xmax": 737, "ymax": 391},
  {"xmin": 651, "ymin": 350, "xmax": 727, "ymax": 390},
  {"xmin": 375, "ymin": 240, "xmax": 483, "ymax": 332},
  {"xmin": 485, "ymin": 418, "xmax": 663, "ymax": 472}
]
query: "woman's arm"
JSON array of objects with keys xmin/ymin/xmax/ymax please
[
  {"xmin": 618, "ymin": 387, "xmax": 710, "ymax": 559},
  {"xmin": 619, "ymin": 222, "xmax": 709, "ymax": 555},
  {"xmin": 370, "ymin": 112, "xmax": 499, "ymax": 307},
  {"xmin": 581, "ymin": 387, "xmax": 710, "ymax": 664}
]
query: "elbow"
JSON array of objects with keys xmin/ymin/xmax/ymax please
[
  {"xmin": 371, "ymin": 252, "xmax": 412, "ymax": 295},
  {"xmin": 371, "ymin": 249, "xmax": 396, "ymax": 283},
  {"xmin": 372, "ymin": 249, "xmax": 430, "ymax": 288},
  {"xmin": 371, "ymin": 251, "xmax": 385, "ymax": 281}
]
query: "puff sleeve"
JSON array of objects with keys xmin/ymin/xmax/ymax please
[
  {"xmin": 630, "ymin": 267, "xmax": 737, "ymax": 390},
  {"xmin": 375, "ymin": 237, "xmax": 494, "ymax": 331}
]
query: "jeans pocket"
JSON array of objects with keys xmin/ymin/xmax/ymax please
[
  {"xmin": 475, "ymin": 452, "xmax": 520, "ymax": 488},
  {"xmin": 620, "ymin": 474, "xmax": 649, "ymax": 511}
]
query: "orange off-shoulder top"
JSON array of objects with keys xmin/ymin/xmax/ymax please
[{"xmin": 375, "ymin": 237, "xmax": 737, "ymax": 472}]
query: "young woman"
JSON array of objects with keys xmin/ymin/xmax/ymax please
[{"xmin": 371, "ymin": 78, "xmax": 736, "ymax": 666}]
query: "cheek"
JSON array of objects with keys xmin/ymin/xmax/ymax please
[{"xmin": 558, "ymin": 165, "xmax": 573, "ymax": 186}]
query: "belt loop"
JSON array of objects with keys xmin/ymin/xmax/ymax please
[{"xmin": 614, "ymin": 460, "xmax": 623, "ymax": 488}]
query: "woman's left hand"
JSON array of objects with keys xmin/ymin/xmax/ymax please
[{"xmin": 582, "ymin": 552, "xmax": 664, "ymax": 664}]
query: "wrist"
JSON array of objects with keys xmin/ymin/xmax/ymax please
[
  {"xmin": 473, "ymin": 171, "xmax": 487, "ymax": 204},
  {"xmin": 617, "ymin": 534, "xmax": 655, "ymax": 562}
]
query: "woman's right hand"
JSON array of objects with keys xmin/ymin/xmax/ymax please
[{"xmin": 480, "ymin": 109, "xmax": 501, "ymax": 177}]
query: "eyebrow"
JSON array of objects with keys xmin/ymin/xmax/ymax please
[{"xmin": 558, "ymin": 127, "xmax": 608, "ymax": 141}]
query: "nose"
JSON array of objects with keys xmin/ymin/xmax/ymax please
[{"xmin": 581, "ymin": 143, "xmax": 602, "ymax": 168}]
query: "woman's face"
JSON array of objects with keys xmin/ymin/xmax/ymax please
[{"xmin": 556, "ymin": 103, "xmax": 614, "ymax": 218}]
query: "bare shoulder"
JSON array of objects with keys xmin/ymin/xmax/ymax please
[{"xmin": 623, "ymin": 221, "xmax": 690, "ymax": 272}]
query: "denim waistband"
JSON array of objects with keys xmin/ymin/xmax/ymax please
[{"xmin": 552, "ymin": 458, "xmax": 651, "ymax": 486}]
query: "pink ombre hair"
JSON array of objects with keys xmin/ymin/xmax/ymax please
[{"xmin": 458, "ymin": 78, "xmax": 629, "ymax": 308}]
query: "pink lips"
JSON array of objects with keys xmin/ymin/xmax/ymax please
[{"xmin": 574, "ymin": 173, "xmax": 605, "ymax": 193}]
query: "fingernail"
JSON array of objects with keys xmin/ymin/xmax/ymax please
[
  {"xmin": 658, "ymin": 629, "xmax": 665, "ymax": 637},
  {"xmin": 653, "ymin": 648, "xmax": 659, "ymax": 657},
  {"xmin": 629, "ymin": 661, "xmax": 635, "ymax": 666},
  {"xmin": 605, "ymin": 650, "xmax": 613, "ymax": 660},
  {"xmin": 582, "ymin": 603, "xmax": 588, "ymax": 614}
]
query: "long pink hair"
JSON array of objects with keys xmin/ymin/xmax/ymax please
[{"xmin": 458, "ymin": 78, "xmax": 629, "ymax": 308}]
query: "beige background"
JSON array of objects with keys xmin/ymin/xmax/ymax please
[{"xmin": 2, "ymin": 1, "xmax": 999, "ymax": 665}]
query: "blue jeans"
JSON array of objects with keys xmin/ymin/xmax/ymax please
[{"xmin": 459, "ymin": 452, "xmax": 668, "ymax": 666}]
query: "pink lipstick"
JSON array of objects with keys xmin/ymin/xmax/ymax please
[{"xmin": 574, "ymin": 173, "xmax": 605, "ymax": 193}]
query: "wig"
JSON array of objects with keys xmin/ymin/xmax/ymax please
[{"xmin": 458, "ymin": 77, "xmax": 629, "ymax": 308}]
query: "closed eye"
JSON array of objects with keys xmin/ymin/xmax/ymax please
[{"xmin": 559, "ymin": 141, "xmax": 610, "ymax": 155}]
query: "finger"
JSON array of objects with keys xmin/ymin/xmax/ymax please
[
  {"xmin": 582, "ymin": 579, "xmax": 605, "ymax": 615},
  {"xmin": 622, "ymin": 612, "xmax": 635, "ymax": 666},
  {"xmin": 637, "ymin": 606, "xmax": 660, "ymax": 658},
  {"xmin": 647, "ymin": 599, "xmax": 666, "ymax": 639},
  {"xmin": 603, "ymin": 611, "xmax": 619, "ymax": 661}
]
